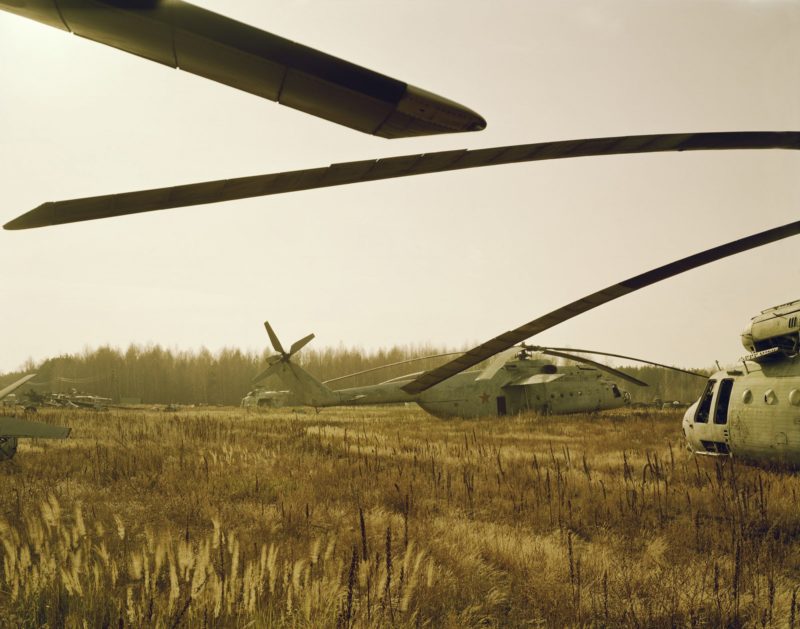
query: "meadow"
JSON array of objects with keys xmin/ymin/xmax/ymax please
[{"xmin": 1, "ymin": 405, "xmax": 799, "ymax": 627}]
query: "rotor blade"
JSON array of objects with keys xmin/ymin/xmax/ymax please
[
  {"xmin": 537, "ymin": 349, "xmax": 649, "ymax": 387},
  {"xmin": 263, "ymin": 321, "xmax": 285, "ymax": 356},
  {"xmin": 0, "ymin": 416, "xmax": 70, "ymax": 439},
  {"xmin": 530, "ymin": 346, "xmax": 707, "ymax": 378},
  {"xmin": 322, "ymin": 352, "xmax": 463, "ymax": 385},
  {"xmin": 0, "ymin": 374, "xmax": 37, "ymax": 401},
  {"xmin": 0, "ymin": 1, "xmax": 484, "ymax": 139},
  {"xmin": 289, "ymin": 333, "xmax": 315, "ymax": 357},
  {"xmin": 475, "ymin": 348, "xmax": 521, "ymax": 381},
  {"xmin": 401, "ymin": 218, "xmax": 800, "ymax": 395},
  {"xmin": 6, "ymin": 131, "xmax": 798, "ymax": 230},
  {"xmin": 251, "ymin": 362, "xmax": 283, "ymax": 384}
]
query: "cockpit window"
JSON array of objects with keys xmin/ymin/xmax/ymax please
[
  {"xmin": 611, "ymin": 384, "xmax": 621, "ymax": 398},
  {"xmin": 694, "ymin": 379, "xmax": 716, "ymax": 424},
  {"xmin": 713, "ymin": 379, "xmax": 734, "ymax": 425}
]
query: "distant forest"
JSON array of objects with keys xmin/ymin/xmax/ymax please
[{"xmin": 1, "ymin": 345, "xmax": 709, "ymax": 406}]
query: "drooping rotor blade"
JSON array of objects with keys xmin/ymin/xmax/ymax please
[
  {"xmin": 475, "ymin": 348, "xmax": 520, "ymax": 381},
  {"xmin": 322, "ymin": 351, "xmax": 463, "ymax": 386},
  {"xmin": 401, "ymin": 219, "xmax": 800, "ymax": 395},
  {"xmin": 0, "ymin": 1, "xmax": 484, "ymax": 139},
  {"xmin": 536, "ymin": 349, "xmax": 649, "ymax": 387},
  {"xmin": 289, "ymin": 334, "xmax": 316, "ymax": 357},
  {"xmin": 264, "ymin": 321, "xmax": 285, "ymax": 356},
  {"xmin": 528, "ymin": 346, "xmax": 707, "ymax": 378},
  {"xmin": 0, "ymin": 374, "xmax": 37, "ymax": 401},
  {"xmin": 6, "ymin": 131, "xmax": 799, "ymax": 230}
]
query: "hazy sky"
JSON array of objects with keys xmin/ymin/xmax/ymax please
[{"xmin": 1, "ymin": 0, "xmax": 798, "ymax": 374}]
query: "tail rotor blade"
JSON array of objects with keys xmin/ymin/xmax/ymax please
[
  {"xmin": 289, "ymin": 333, "xmax": 315, "ymax": 357},
  {"xmin": 252, "ymin": 362, "xmax": 284, "ymax": 384},
  {"xmin": 264, "ymin": 321, "xmax": 285, "ymax": 355}
]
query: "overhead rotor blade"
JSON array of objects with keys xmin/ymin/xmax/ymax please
[
  {"xmin": 5, "ymin": 131, "xmax": 798, "ymax": 230},
  {"xmin": 536, "ymin": 349, "xmax": 649, "ymax": 387},
  {"xmin": 289, "ymin": 334, "xmax": 316, "ymax": 357},
  {"xmin": 0, "ymin": 374, "xmax": 37, "ymax": 401},
  {"xmin": 529, "ymin": 346, "xmax": 707, "ymax": 378},
  {"xmin": 322, "ymin": 351, "xmax": 463, "ymax": 386},
  {"xmin": 0, "ymin": 1, "xmax": 484, "ymax": 139},
  {"xmin": 475, "ymin": 348, "xmax": 520, "ymax": 381},
  {"xmin": 401, "ymin": 218, "xmax": 800, "ymax": 395},
  {"xmin": 264, "ymin": 321, "xmax": 285, "ymax": 356}
]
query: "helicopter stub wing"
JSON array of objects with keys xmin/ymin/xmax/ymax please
[
  {"xmin": 401, "ymin": 219, "xmax": 800, "ymax": 395},
  {"xmin": 5, "ymin": 131, "xmax": 798, "ymax": 230},
  {"xmin": 0, "ymin": 416, "xmax": 70, "ymax": 439},
  {"xmin": 505, "ymin": 373, "xmax": 564, "ymax": 386},
  {"xmin": 0, "ymin": 0, "xmax": 484, "ymax": 139}
]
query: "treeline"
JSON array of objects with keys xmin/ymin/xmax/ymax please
[{"xmin": 0, "ymin": 344, "xmax": 708, "ymax": 406}]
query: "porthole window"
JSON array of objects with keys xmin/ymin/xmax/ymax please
[
  {"xmin": 742, "ymin": 389, "xmax": 753, "ymax": 404},
  {"xmin": 765, "ymin": 389, "xmax": 778, "ymax": 405}
]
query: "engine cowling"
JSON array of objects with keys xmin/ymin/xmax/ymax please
[{"xmin": 742, "ymin": 299, "xmax": 800, "ymax": 356}]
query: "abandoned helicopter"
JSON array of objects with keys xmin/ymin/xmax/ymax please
[
  {"xmin": 251, "ymin": 327, "xmax": 683, "ymax": 418},
  {"xmin": 682, "ymin": 300, "xmax": 800, "ymax": 468},
  {"xmin": 0, "ymin": 374, "xmax": 71, "ymax": 460},
  {"xmin": 253, "ymin": 218, "xmax": 800, "ymax": 420}
]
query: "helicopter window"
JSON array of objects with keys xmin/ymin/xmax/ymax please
[
  {"xmin": 694, "ymin": 379, "xmax": 716, "ymax": 423},
  {"xmin": 713, "ymin": 379, "xmax": 734, "ymax": 425},
  {"xmin": 611, "ymin": 385, "xmax": 621, "ymax": 398}
]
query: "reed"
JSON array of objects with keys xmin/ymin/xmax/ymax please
[{"xmin": 0, "ymin": 406, "xmax": 799, "ymax": 626}]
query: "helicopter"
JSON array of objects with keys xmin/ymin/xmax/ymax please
[
  {"xmin": 681, "ymin": 300, "xmax": 800, "ymax": 468},
  {"xmin": 0, "ymin": 374, "xmax": 71, "ymax": 460},
  {"xmin": 250, "ymin": 327, "xmax": 694, "ymax": 418},
  {"xmin": 252, "ymin": 218, "xmax": 799, "ymax": 420}
]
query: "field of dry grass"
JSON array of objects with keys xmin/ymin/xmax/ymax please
[{"xmin": 1, "ymin": 405, "xmax": 800, "ymax": 627}]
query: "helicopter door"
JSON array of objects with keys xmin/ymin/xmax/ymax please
[
  {"xmin": 496, "ymin": 396, "xmax": 507, "ymax": 416},
  {"xmin": 691, "ymin": 378, "xmax": 733, "ymax": 455}
]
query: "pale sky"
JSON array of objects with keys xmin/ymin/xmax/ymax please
[{"xmin": 1, "ymin": 0, "xmax": 798, "ymax": 374}]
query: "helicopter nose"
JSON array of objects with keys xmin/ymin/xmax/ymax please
[{"xmin": 681, "ymin": 401, "xmax": 698, "ymax": 447}]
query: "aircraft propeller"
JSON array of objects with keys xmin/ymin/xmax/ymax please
[{"xmin": 252, "ymin": 322, "xmax": 314, "ymax": 383}]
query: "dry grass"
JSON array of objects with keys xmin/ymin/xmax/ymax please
[{"xmin": 1, "ymin": 405, "xmax": 800, "ymax": 627}]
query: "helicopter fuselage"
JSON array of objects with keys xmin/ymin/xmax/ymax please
[
  {"xmin": 682, "ymin": 357, "xmax": 800, "ymax": 467},
  {"xmin": 329, "ymin": 357, "xmax": 628, "ymax": 419}
]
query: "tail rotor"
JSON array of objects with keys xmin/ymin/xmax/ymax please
[{"xmin": 252, "ymin": 322, "xmax": 315, "ymax": 383}]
